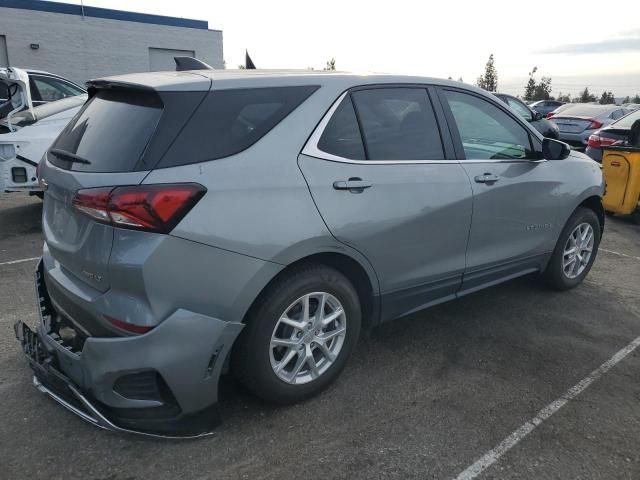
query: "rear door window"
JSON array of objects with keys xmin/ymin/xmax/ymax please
[
  {"xmin": 158, "ymin": 86, "xmax": 319, "ymax": 168},
  {"xmin": 351, "ymin": 88, "xmax": 444, "ymax": 160},
  {"xmin": 50, "ymin": 89, "xmax": 163, "ymax": 172}
]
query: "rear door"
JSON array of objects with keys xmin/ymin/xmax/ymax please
[
  {"xmin": 438, "ymin": 88, "xmax": 562, "ymax": 293},
  {"xmin": 299, "ymin": 86, "xmax": 473, "ymax": 320},
  {"xmin": 41, "ymin": 88, "xmax": 165, "ymax": 292}
]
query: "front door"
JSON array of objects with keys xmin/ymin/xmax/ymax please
[
  {"xmin": 438, "ymin": 88, "xmax": 563, "ymax": 293},
  {"xmin": 299, "ymin": 87, "xmax": 473, "ymax": 320}
]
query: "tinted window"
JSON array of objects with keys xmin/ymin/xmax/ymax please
[
  {"xmin": 351, "ymin": 88, "xmax": 444, "ymax": 160},
  {"xmin": 159, "ymin": 86, "xmax": 318, "ymax": 168},
  {"xmin": 50, "ymin": 89, "xmax": 162, "ymax": 172},
  {"xmin": 318, "ymin": 95, "xmax": 365, "ymax": 160},
  {"xmin": 443, "ymin": 90, "xmax": 532, "ymax": 160}
]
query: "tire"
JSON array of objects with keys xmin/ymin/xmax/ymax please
[
  {"xmin": 543, "ymin": 207, "xmax": 601, "ymax": 290},
  {"xmin": 232, "ymin": 264, "xmax": 361, "ymax": 404}
]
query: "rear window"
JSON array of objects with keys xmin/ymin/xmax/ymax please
[
  {"xmin": 157, "ymin": 85, "xmax": 319, "ymax": 168},
  {"xmin": 612, "ymin": 109, "xmax": 640, "ymax": 129},
  {"xmin": 50, "ymin": 89, "xmax": 162, "ymax": 172}
]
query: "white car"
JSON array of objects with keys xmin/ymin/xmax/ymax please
[
  {"xmin": 0, "ymin": 95, "xmax": 86, "ymax": 195},
  {"xmin": 0, "ymin": 67, "xmax": 86, "ymax": 195}
]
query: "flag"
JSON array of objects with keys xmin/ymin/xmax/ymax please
[{"xmin": 245, "ymin": 50, "xmax": 256, "ymax": 69}]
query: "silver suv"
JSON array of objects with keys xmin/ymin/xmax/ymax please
[{"xmin": 16, "ymin": 71, "xmax": 605, "ymax": 437}]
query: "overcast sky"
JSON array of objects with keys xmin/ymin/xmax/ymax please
[{"xmin": 56, "ymin": 0, "xmax": 640, "ymax": 96}]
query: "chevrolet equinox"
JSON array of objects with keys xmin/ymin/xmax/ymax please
[{"xmin": 15, "ymin": 70, "xmax": 605, "ymax": 437}]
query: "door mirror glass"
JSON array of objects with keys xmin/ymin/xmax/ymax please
[
  {"xmin": 532, "ymin": 110, "xmax": 543, "ymax": 121},
  {"xmin": 542, "ymin": 138, "xmax": 570, "ymax": 160}
]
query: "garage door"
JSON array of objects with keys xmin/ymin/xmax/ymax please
[
  {"xmin": 0, "ymin": 36, "xmax": 9, "ymax": 68},
  {"xmin": 149, "ymin": 47, "xmax": 196, "ymax": 71}
]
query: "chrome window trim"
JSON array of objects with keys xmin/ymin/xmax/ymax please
[{"xmin": 301, "ymin": 90, "xmax": 547, "ymax": 165}]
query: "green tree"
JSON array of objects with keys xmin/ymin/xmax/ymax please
[
  {"xmin": 457, "ymin": 77, "xmax": 464, "ymax": 83},
  {"xmin": 523, "ymin": 67, "xmax": 553, "ymax": 101},
  {"xmin": 578, "ymin": 87, "xmax": 596, "ymax": 103},
  {"xmin": 599, "ymin": 91, "xmax": 615, "ymax": 104},
  {"xmin": 556, "ymin": 92, "xmax": 571, "ymax": 103},
  {"xmin": 476, "ymin": 54, "xmax": 498, "ymax": 92},
  {"xmin": 324, "ymin": 58, "xmax": 336, "ymax": 71},
  {"xmin": 623, "ymin": 96, "xmax": 631, "ymax": 104},
  {"xmin": 237, "ymin": 64, "xmax": 246, "ymax": 69},
  {"xmin": 524, "ymin": 67, "xmax": 537, "ymax": 101},
  {"xmin": 633, "ymin": 94, "xmax": 640, "ymax": 104},
  {"xmin": 533, "ymin": 76, "xmax": 552, "ymax": 101}
]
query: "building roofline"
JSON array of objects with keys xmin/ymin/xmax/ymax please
[{"xmin": 0, "ymin": 0, "xmax": 211, "ymax": 30}]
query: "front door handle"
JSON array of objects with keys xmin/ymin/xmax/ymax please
[
  {"xmin": 474, "ymin": 173, "xmax": 500, "ymax": 184},
  {"xmin": 333, "ymin": 177, "xmax": 372, "ymax": 192}
]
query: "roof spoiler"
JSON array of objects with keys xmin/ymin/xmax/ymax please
[{"xmin": 174, "ymin": 57, "xmax": 213, "ymax": 71}]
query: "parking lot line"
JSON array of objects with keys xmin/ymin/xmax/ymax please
[
  {"xmin": 0, "ymin": 257, "xmax": 39, "ymax": 267},
  {"xmin": 454, "ymin": 334, "xmax": 640, "ymax": 480},
  {"xmin": 600, "ymin": 248, "xmax": 640, "ymax": 262}
]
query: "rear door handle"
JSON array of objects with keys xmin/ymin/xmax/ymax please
[
  {"xmin": 474, "ymin": 173, "xmax": 500, "ymax": 184},
  {"xmin": 333, "ymin": 177, "xmax": 372, "ymax": 192}
]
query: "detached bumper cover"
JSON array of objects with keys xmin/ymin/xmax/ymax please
[{"xmin": 14, "ymin": 260, "xmax": 244, "ymax": 438}]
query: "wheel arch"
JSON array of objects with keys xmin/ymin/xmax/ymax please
[
  {"xmin": 241, "ymin": 251, "xmax": 380, "ymax": 332},
  {"xmin": 577, "ymin": 195, "xmax": 605, "ymax": 234}
]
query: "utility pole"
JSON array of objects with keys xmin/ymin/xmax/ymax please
[{"xmin": 80, "ymin": 0, "xmax": 85, "ymax": 20}]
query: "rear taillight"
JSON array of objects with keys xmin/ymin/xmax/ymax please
[
  {"xmin": 587, "ymin": 134, "xmax": 618, "ymax": 149},
  {"xmin": 587, "ymin": 119, "xmax": 603, "ymax": 130},
  {"xmin": 72, "ymin": 183, "xmax": 206, "ymax": 233},
  {"xmin": 547, "ymin": 112, "xmax": 555, "ymax": 119},
  {"xmin": 105, "ymin": 315, "xmax": 154, "ymax": 335}
]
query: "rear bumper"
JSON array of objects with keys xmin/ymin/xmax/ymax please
[
  {"xmin": 558, "ymin": 130, "xmax": 593, "ymax": 149},
  {"xmin": 15, "ymin": 259, "xmax": 244, "ymax": 438}
]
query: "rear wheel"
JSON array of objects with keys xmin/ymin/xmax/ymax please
[
  {"xmin": 232, "ymin": 265, "xmax": 361, "ymax": 404},
  {"xmin": 543, "ymin": 207, "xmax": 601, "ymax": 290}
]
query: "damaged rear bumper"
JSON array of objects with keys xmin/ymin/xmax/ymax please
[{"xmin": 14, "ymin": 260, "xmax": 244, "ymax": 438}]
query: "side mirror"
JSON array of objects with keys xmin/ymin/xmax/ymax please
[
  {"xmin": 532, "ymin": 110, "xmax": 543, "ymax": 121},
  {"xmin": 542, "ymin": 138, "xmax": 570, "ymax": 160}
]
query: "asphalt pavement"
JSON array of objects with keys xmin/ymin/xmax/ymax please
[{"xmin": 1, "ymin": 192, "xmax": 639, "ymax": 480}]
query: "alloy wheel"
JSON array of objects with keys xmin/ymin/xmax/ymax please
[
  {"xmin": 269, "ymin": 292, "xmax": 347, "ymax": 385},
  {"xmin": 562, "ymin": 222, "xmax": 594, "ymax": 279}
]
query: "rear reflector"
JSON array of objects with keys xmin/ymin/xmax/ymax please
[
  {"xmin": 105, "ymin": 315, "xmax": 154, "ymax": 335},
  {"xmin": 72, "ymin": 183, "xmax": 206, "ymax": 233}
]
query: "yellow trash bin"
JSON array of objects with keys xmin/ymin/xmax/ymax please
[{"xmin": 602, "ymin": 146, "xmax": 640, "ymax": 217}]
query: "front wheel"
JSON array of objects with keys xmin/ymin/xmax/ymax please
[
  {"xmin": 543, "ymin": 207, "xmax": 601, "ymax": 290},
  {"xmin": 232, "ymin": 265, "xmax": 361, "ymax": 404}
]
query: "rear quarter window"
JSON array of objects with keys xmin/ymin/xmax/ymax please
[{"xmin": 157, "ymin": 85, "xmax": 319, "ymax": 168}]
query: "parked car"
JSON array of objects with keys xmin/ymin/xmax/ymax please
[
  {"xmin": 0, "ymin": 95, "xmax": 86, "ymax": 195},
  {"xmin": 494, "ymin": 93, "xmax": 559, "ymax": 138},
  {"xmin": 585, "ymin": 109, "xmax": 640, "ymax": 162},
  {"xmin": 530, "ymin": 99, "xmax": 565, "ymax": 117},
  {"xmin": 551, "ymin": 104, "xmax": 632, "ymax": 150},
  {"xmin": 15, "ymin": 71, "xmax": 604, "ymax": 438},
  {"xmin": 0, "ymin": 67, "xmax": 85, "ymax": 120}
]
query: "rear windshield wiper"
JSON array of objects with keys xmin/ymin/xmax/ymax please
[{"xmin": 49, "ymin": 148, "xmax": 91, "ymax": 165}]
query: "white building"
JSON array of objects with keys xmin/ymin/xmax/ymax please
[{"xmin": 0, "ymin": 0, "xmax": 223, "ymax": 85}]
